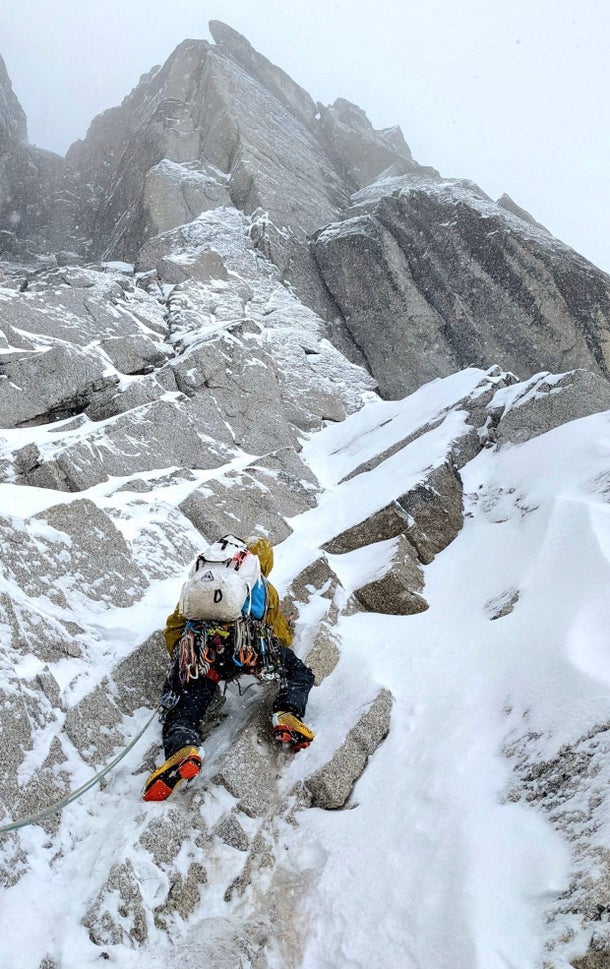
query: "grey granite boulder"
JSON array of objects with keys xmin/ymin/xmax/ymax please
[
  {"xmin": 0, "ymin": 265, "xmax": 168, "ymax": 347},
  {"xmin": 288, "ymin": 556, "xmax": 342, "ymax": 608},
  {"xmin": 396, "ymin": 462, "xmax": 464, "ymax": 565},
  {"xmin": 0, "ymin": 344, "xmax": 116, "ymax": 427},
  {"xmin": 213, "ymin": 812, "xmax": 250, "ymax": 852},
  {"xmin": 63, "ymin": 681, "xmax": 125, "ymax": 764},
  {"xmin": 323, "ymin": 461, "xmax": 463, "ymax": 566},
  {"xmin": 34, "ymin": 499, "xmax": 147, "ymax": 605},
  {"xmin": 0, "ymin": 499, "xmax": 145, "ymax": 610},
  {"xmin": 84, "ymin": 373, "xmax": 167, "ymax": 421},
  {"xmin": 322, "ymin": 502, "xmax": 411, "ymax": 555},
  {"xmin": 63, "ymin": 633, "xmax": 168, "ymax": 765},
  {"xmin": 354, "ymin": 535, "xmax": 428, "ymax": 615},
  {"xmin": 170, "ymin": 335, "xmax": 299, "ymax": 455},
  {"xmin": 305, "ymin": 688, "xmax": 393, "ymax": 809},
  {"xmin": 16, "ymin": 399, "xmax": 227, "ymax": 491},
  {"xmin": 82, "ymin": 859, "xmax": 148, "ymax": 946},
  {"xmin": 212, "ymin": 706, "xmax": 277, "ymax": 817},
  {"xmin": 179, "ymin": 471, "xmax": 294, "ymax": 545},
  {"xmin": 0, "ymin": 580, "xmax": 85, "ymax": 664},
  {"xmin": 154, "ymin": 862, "xmax": 208, "ymax": 926},
  {"xmin": 304, "ymin": 622, "xmax": 342, "ymax": 684},
  {"xmin": 139, "ymin": 810, "xmax": 200, "ymax": 867},
  {"xmin": 490, "ymin": 369, "xmax": 610, "ymax": 446},
  {"xmin": 100, "ymin": 332, "xmax": 169, "ymax": 375}
]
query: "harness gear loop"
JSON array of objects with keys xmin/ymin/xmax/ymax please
[{"xmin": 172, "ymin": 617, "xmax": 283, "ymax": 690}]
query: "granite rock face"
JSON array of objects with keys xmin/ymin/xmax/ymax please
[
  {"xmin": 2, "ymin": 22, "xmax": 610, "ymax": 969},
  {"xmin": 4, "ymin": 24, "xmax": 610, "ymax": 398},
  {"xmin": 0, "ymin": 56, "xmax": 85, "ymax": 260},
  {"xmin": 313, "ymin": 177, "xmax": 610, "ymax": 398}
]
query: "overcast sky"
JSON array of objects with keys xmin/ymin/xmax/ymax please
[{"xmin": 1, "ymin": 0, "xmax": 609, "ymax": 273}]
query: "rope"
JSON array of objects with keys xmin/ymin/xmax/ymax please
[{"xmin": 0, "ymin": 707, "xmax": 159, "ymax": 836}]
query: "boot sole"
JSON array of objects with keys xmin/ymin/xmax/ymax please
[{"xmin": 143, "ymin": 751, "xmax": 202, "ymax": 801}]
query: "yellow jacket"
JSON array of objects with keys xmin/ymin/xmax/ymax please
[{"xmin": 163, "ymin": 537, "xmax": 293, "ymax": 655}]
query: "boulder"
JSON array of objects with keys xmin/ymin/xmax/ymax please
[
  {"xmin": 212, "ymin": 705, "xmax": 277, "ymax": 817},
  {"xmin": 322, "ymin": 502, "xmax": 410, "ymax": 555},
  {"xmin": 213, "ymin": 813, "xmax": 250, "ymax": 852},
  {"xmin": 396, "ymin": 462, "xmax": 464, "ymax": 565},
  {"xmin": 0, "ymin": 499, "xmax": 146, "ymax": 613},
  {"xmin": 491, "ymin": 370, "xmax": 610, "ymax": 446},
  {"xmin": 63, "ymin": 635, "xmax": 168, "ymax": 766},
  {"xmin": 305, "ymin": 688, "xmax": 393, "ymax": 809},
  {"xmin": 34, "ymin": 499, "xmax": 147, "ymax": 605},
  {"xmin": 139, "ymin": 810, "xmax": 202, "ymax": 867},
  {"xmin": 0, "ymin": 266, "xmax": 167, "ymax": 348},
  {"xmin": 304, "ymin": 622, "xmax": 341, "ymax": 684},
  {"xmin": 82, "ymin": 859, "xmax": 148, "ymax": 946},
  {"xmin": 154, "ymin": 862, "xmax": 208, "ymax": 925},
  {"xmin": 287, "ymin": 556, "xmax": 342, "ymax": 607},
  {"xmin": 244, "ymin": 461, "xmax": 319, "ymax": 517},
  {"xmin": 170, "ymin": 336, "xmax": 299, "ymax": 455},
  {"xmin": 179, "ymin": 471, "xmax": 293, "ymax": 545},
  {"xmin": 323, "ymin": 461, "xmax": 463, "ymax": 565},
  {"xmin": 354, "ymin": 535, "xmax": 429, "ymax": 615},
  {"xmin": 0, "ymin": 586, "xmax": 84, "ymax": 662},
  {"xmin": 85, "ymin": 374, "xmax": 167, "ymax": 421},
  {"xmin": 0, "ymin": 344, "xmax": 116, "ymax": 427},
  {"xmin": 99, "ymin": 332, "xmax": 169, "ymax": 374},
  {"xmin": 17, "ymin": 399, "xmax": 227, "ymax": 491}
]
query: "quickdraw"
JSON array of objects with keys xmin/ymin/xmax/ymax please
[
  {"xmin": 178, "ymin": 622, "xmax": 202, "ymax": 685},
  {"xmin": 175, "ymin": 618, "xmax": 282, "ymax": 686}
]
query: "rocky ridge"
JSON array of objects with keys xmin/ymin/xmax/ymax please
[
  {"xmin": 4, "ymin": 23, "xmax": 610, "ymax": 399},
  {"xmin": 1, "ymin": 20, "xmax": 610, "ymax": 969}
]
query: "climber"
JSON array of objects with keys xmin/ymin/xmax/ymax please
[{"xmin": 143, "ymin": 534, "xmax": 315, "ymax": 801}]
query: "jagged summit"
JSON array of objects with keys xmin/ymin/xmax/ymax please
[{"xmin": 2, "ymin": 20, "xmax": 610, "ymax": 400}]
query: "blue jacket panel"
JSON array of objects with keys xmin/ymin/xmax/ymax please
[{"xmin": 242, "ymin": 578, "xmax": 267, "ymax": 620}]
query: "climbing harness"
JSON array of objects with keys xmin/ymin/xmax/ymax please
[{"xmin": 0, "ymin": 706, "xmax": 158, "ymax": 836}]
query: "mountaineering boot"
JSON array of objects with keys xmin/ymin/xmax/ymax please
[
  {"xmin": 142, "ymin": 745, "xmax": 202, "ymax": 801},
  {"xmin": 272, "ymin": 711, "xmax": 315, "ymax": 751}
]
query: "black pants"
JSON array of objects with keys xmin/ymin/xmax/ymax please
[{"xmin": 162, "ymin": 645, "xmax": 315, "ymax": 758}]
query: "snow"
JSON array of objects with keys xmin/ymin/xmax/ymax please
[{"xmin": 2, "ymin": 369, "xmax": 610, "ymax": 966}]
